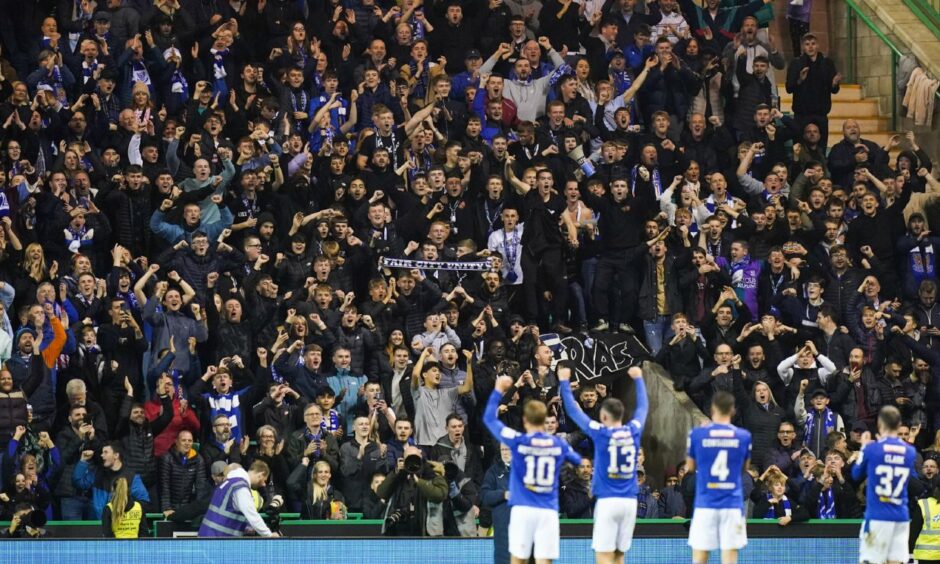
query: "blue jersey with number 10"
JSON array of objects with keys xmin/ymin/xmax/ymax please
[
  {"xmin": 483, "ymin": 390, "xmax": 582, "ymax": 510},
  {"xmin": 850, "ymin": 437, "xmax": 917, "ymax": 522},
  {"xmin": 687, "ymin": 423, "xmax": 752, "ymax": 509},
  {"xmin": 559, "ymin": 379, "xmax": 648, "ymax": 499}
]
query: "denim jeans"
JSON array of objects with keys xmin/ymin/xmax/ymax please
[
  {"xmin": 60, "ymin": 496, "xmax": 93, "ymax": 520},
  {"xmin": 643, "ymin": 315, "xmax": 672, "ymax": 355},
  {"xmin": 568, "ymin": 281, "xmax": 588, "ymax": 326},
  {"xmin": 581, "ymin": 257, "xmax": 598, "ymax": 324}
]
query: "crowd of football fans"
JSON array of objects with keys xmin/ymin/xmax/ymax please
[{"xmin": 0, "ymin": 0, "xmax": 937, "ymax": 539}]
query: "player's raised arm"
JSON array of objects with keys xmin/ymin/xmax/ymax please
[
  {"xmin": 685, "ymin": 430, "xmax": 697, "ymax": 474},
  {"xmin": 484, "ymin": 376, "xmax": 519, "ymax": 444},
  {"xmin": 850, "ymin": 431, "xmax": 871, "ymax": 482},
  {"xmin": 628, "ymin": 366, "xmax": 649, "ymax": 431},
  {"xmin": 557, "ymin": 365, "xmax": 595, "ymax": 433},
  {"xmin": 561, "ymin": 437, "xmax": 583, "ymax": 466}
]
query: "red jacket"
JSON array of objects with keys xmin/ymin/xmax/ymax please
[{"xmin": 145, "ymin": 395, "xmax": 200, "ymax": 458}]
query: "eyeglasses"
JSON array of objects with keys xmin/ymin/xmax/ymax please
[{"xmin": 778, "ymin": 430, "xmax": 795, "ymax": 434}]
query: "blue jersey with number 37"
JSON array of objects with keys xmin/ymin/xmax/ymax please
[
  {"xmin": 687, "ymin": 423, "xmax": 752, "ymax": 509},
  {"xmin": 483, "ymin": 391, "xmax": 582, "ymax": 510},
  {"xmin": 851, "ymin": 437, "xmax": 917, "ymax": 522}
]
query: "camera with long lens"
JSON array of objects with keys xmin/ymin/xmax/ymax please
[
  {"xmin": 264, "ymin": 494, "xmax": 284, "ymax": 535},
  {"xmin": 403, "ymin": 454, "xmax": 423, "ymax": 475}
]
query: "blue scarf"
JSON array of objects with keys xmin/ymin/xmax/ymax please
[
  {"xmin": 818, "ymin": 487, "xmax": 836, "ymax": 519},
  {"xmin": 409, "ymin": 14, "xmax": 425, "ymax": 40},
  {"xmin": 631, "ymin": 165, "xmax": 662, "ymax": 197},
  {"xmin": 49, "ymin": 66, "xmax": 69, "ymax": 108},
  {"xmin": 611, "ymin": 68, "xmax": 632, "ymax": 97},
  {"xmin": 304, "ymin": 427, "xmax": 322, "ymax": 456},
  {"xmin": 548, "ymin": 63, "xmax": 573, "ymax": 89},
  {"xmin": 210, "ymin": 48, "xmax": 229, "ymax": 99},
  {"xmin": 501, "ymin": 227, "xmax": 520, "ymax": 283},
  {"xmin": 764, "ymin": 494, "xmax": 791, "ymax": 518},
  {"xmin": 289, "ymin": 88, "xmax": 309, "ymax": 132},
  {"xmin": 81, "ymin": 59, "xmax": 98, "ymax": 84},
  {"xmin": 408, "ymin": 60, "xmax": 431, "ymax": 99},
  {"xmin": 320, "ymin": 409, "xmax": 340, "ymax": 434},
  {"xmin": 171, "ymin": 67, "xmax": 189, "ymax": 98},
  {"xmin": 310, "ymin": 71, "xmax": 323, "ymax": 97},
  {"xmin": 269, "ymin": 352, "xmax": 302, "ymax": 384},
  {"xmin": 131, "ymin": 60, "xmax": 152, "ymax": 90},
  {"xmin": 804, "ymin": 407, "xmax": 837, "ymax": 448}
]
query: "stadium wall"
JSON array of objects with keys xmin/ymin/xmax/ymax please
[{"xmin": 640, "ymin": 361, "xmax": 709, "ymax": 487}]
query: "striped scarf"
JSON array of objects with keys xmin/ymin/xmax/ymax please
[
  {"xmin": 803, "ymin": 407, "xmax": 837, "ymax": 449},
  {"xmin": 408, "ymin": 60, "xmax": 431, "ymax": 99},
  {"xmin": 764, "ymin": 494, "xmax": 791, "ymax": 518},
  {"xmin": 817, "ymin": 487, "xmax": 836, "ymax": 519},
  {"xmin": 210, "ymin": 48, "xmax": 229, "ymax": 98}
]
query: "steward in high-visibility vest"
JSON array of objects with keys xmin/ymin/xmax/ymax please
[
  {"xmin": 102, "ymin": 477, "xmax": 148, "ymax": 538},
  {"xmin": 914, "ymin": 496, "xmax": 940, "ymax": 563}
]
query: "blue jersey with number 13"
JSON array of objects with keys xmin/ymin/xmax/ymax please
[
  {"xmin": 483, "ymin": 390, "xmax": 582, "ymax": 510},
  {"xmin": 687, "ymin": 423, "xmax": 752, "ymax": 509},
  {"xmin": 559, "ymin": 379, "xmax": 648, "ymax": 499}
]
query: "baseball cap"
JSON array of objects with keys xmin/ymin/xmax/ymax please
[
  {"xmin": 465, "ymin": 49, "xmax": 482, "ymax": 60},
  {"xmin": 210, "ymin": 461, "xmax": 227, "ymax": 477}
]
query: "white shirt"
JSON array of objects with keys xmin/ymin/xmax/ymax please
[
  {"xmin": 487, "ymin": 224, "xmax": 525, "ymax": 285},
  {"xmin": 227, "ymin": 468, "xmax": 272, "ymax": 536}
]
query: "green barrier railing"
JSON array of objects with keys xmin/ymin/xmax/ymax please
[{"xmin": 902, "ymin": 0, "xmax": 940, "ymax": 39}]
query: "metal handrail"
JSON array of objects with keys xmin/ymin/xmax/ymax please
[
  {"xmin": 841, "ymin": 0, "xmax": 940, "ymax": 131},
  {"xmin": 842, "ymin": 0, "xmax": 904, "ymax": 57},
  {"xmin": 902, "ymin": 0, "xmax": 940, "ymax": 39}
]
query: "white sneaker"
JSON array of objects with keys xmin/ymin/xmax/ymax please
[
  {"xmin": 618, "ymin": 323, "xmax": 635, "ymax": 334},
  {"xmin": 592, "ymin": 320, "xmax": 609, "ymax": 331}
]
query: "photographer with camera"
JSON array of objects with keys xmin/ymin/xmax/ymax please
[
  {"xmin": 0, "ymin": 502, "xmax": 47, "ymax": 538},
  {"xmin": 376, "ymin": 444, "xmax": 447, "ymax": 536},
  {"xmin": 199, "ymin": 461, "xmax": 279, "ymax": 537},
  {"xmin": 429, "ymin": 461, "xmax": 480, "ymax": 537}
]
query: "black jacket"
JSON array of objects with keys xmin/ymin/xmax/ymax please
[
  {"xmin": 785, "ymin": 53, "xmax": 840, "ymax": 116},
  {"xmin": 159, "ymin": 449, "xmax": 209, "ymax": 511}
]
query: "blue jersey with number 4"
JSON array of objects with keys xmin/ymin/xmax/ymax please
[
  {"xmin": 559, "ymin": 379, "xmax": 648, "ymax": 499},
  {"xmin": 851, "ymin": 437, "xmax": 917, "ymax": 522},
  {"xmin": 687, "ymin": 423, "xmax": 752, "ymax": 509},
  {"xmin": 483, "ymin": 390, "xmax": 582, "ymax": 510}
]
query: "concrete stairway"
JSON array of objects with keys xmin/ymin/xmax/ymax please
[{"xmin": 777, "ymin": 83, "xmax": 897, "ymax": 146}]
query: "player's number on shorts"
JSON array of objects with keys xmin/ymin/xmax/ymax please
[
  {"xmin": 607, "ymin": 443, "xmax": 636, "ymax": 475},
  {"xmin": 710, "ymin": 449, "xmax": 730, "ymax": 481},
  {"xmin": 523, "ymin": 456, "xmax": 556, "ymax": 487},
  {"xmin": 874, "ymin": 465, "xmax": 909, "ymax": 498}
]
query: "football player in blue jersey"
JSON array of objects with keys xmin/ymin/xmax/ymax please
[
  {"xmin": 484, "ymin": 374, "xmax": 582, "ymax": 564},
  {"xmin": 851, "ymin": 405, "xmax": 918, "ymax": 564},
  {"xmin": 557, "ymin": 364, "xmax": 648, "ymax": 564},
  {"xmin": 686, "ymin": 390, "xmax": 753, "ymax": 564}
]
